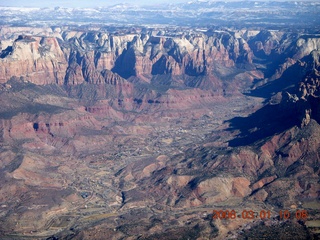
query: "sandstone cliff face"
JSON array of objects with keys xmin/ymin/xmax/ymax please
[
  {"xmin": 1, "ymin": 28, "xmax": 319, "ymax": 97},
  {"xmin": 0, "ymin": 35, "xmax": 67, "ymax": 84},
  {"xmin": 248, "ymin": 30, "xmax": 286, "ymax": 57},
  {"xmin": 279, "ymin": 51, "xmax": 320, "ymax": 127},
  {"xmin": 250, "ymin": 32, "xmax": 320, "ymax": 88},
  {"xmin": 0, "ymin": 28, "xmax": 256, "ymax": 87},
  {"xmin": 95, "ymin": 31, "xmax": 254, "ymax": 78}
]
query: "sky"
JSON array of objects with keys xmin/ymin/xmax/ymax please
[
  {"xmin": 0, "ymin": 0, "xmax": 182, "ymax": 8},
  {"xmin": 0, "ymin": 0, "xmax": 313, "ymax": 8}
]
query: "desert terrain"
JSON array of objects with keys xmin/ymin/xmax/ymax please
[{"xmin": 0, "ymin": 1, "xmax": 319, "ymax": 239}]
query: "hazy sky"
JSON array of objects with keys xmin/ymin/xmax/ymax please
[
  {"xmin": 0, "ymin": 0, "xmax": 185, "ymax": 8},
  {"xmin": 0, "ymin": 0, "xmax": 312, "ymax": 8}
]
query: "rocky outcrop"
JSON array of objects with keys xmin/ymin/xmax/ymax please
[
  {"xmin": 1, "ymin": 28, "xmax": 319, "ymax": 99},
  {"xmin": 0, "ymin": 29, "xmax": 257, "ymax": 87},
  {"xmin": 280, "ymin": 57, "xmax": 320, "ymax": 128},
  {"xmin": 252, "ymin": 34, "xmax": 320, "ymax": 89},
  {"xmin": 0, "ymin": 35, "xmax": 67, "ymax": 84}
]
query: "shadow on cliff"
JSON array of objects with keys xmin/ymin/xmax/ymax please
[
  {"xmin": 249, "ymin": 54, "xmax": 315, "ymax": 99},
  {"xmin": 227, "ymin": 54, "xmax": 319, "ymax": 147},
  {"xmin": 226, "ymin": 103, "xmax": 299, "ymax": 147}
]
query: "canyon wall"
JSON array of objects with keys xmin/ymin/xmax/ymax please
[{"xmin": 1, "ymin": 28, "xmax": 319, "ymax": 90}]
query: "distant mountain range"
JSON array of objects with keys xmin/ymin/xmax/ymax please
[{"xmin": 0, "ymin": 1, "xmax": 319, "ymax": 27}]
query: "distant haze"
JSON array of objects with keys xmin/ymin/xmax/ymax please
[
  {"xmin": 0, "ymin": 0, "xmax": 179, "ymax": 8},
  {"xmin": 0, "ymin": 0, "xmax": 313, "ymax": 8}
]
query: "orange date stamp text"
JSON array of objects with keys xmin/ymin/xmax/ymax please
[{"xmin": 212, "ymin": 209, "xmax": 308, "ymax": 220}]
